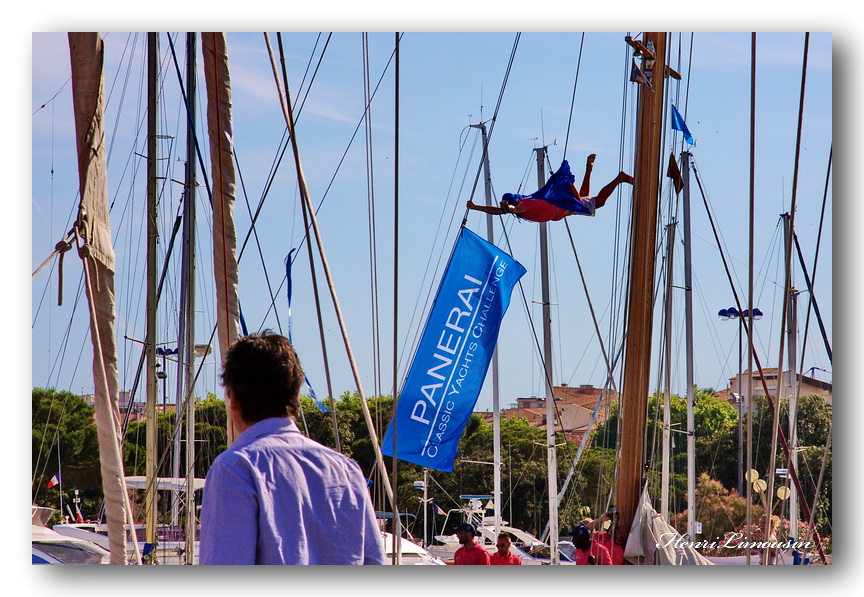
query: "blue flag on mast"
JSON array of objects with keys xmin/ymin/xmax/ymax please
[
  {"xmin": 382, "ymin": 227, "xmax": 526, "ymax": 472},
  {"xmin": 671, "ymin": 104, "xmax": 694, "ymax": 145}
]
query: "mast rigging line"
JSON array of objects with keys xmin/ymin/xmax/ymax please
[
  {"xmin": 263, "ymin": 31, "xmax": 398, "ymax": 512},
  {"xmin": 398, "ymin": 126, "xmax": 487, "ymax": 384},
  {"xmin": 458, "ymin": 33, "xmax": 521, "ymax": 224},
  {"xmin": 766, "ymin": 32, "xmax": 809, "ymax": 563},
  {"xmin": 276, "ymin": 33, "xmax": 340, "ymax": 445},
  {"xmin": 561, "ymin": 33, "xmax": 585, "ymax": 162},
  {"xmin": 194, "ymin": 32, "xmax": 335, "ymax": 374},
  {"xmin": 260, "ymin": 33, "xmax": 396, "ymax": 327},
  {"xmin": 142, "ymin": 32, "xmax": 340, "ymax": 482},
  {"xmin": 796, "ymin": 144, "xmax": 832, "ymax": 372},
  {"xmin": 792, "ymin": 234, "xmax": 832, "ymax": 364},
  {"xmin": 362, "ymin": 32, "xmax": 384, "ymax": 407},
  {"xmin": 396, "ymin": 32, "xmax": 521, "ymax": 399},
  {"xmin": 690, "ymin": 152, "xmax": 828, "ymax": 565}
]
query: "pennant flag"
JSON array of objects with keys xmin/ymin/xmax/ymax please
[
  {"xmin": 284, "ymin": 250, "xmax": 329, "ymax": 413},
  {"xmin": 666, "ymin": 153, "xmax": 684, "ymax": 194},
  {"xmin": 47, "ymin": 474, "xmax": 60, "ymax": 489},
  {"xmin": 671, "ymin": 104, "xmax": 694, "ymax": 145},
  {"xmin": 502, "ymin": 161, "xmax": 593, "ymax": 216},
  {"xmin": 382, "ymin": 228, "xmax": 526, "ymax": 472},
  {"xmin": 629, "ymin": 59, "xmax": 653, "ymax": 91},
  {"xmin": 433, "ymin": 503, "xmax": 447, "ymax": 516}
]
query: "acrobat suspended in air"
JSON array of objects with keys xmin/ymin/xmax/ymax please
[{"xmin": 467, "ymin": 154, "xmax": 634, "ymax": 223}]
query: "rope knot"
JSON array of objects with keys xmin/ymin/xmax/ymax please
[{"xmin": 55, "ymin": 240, "xmax": 72, "ymax": 254}]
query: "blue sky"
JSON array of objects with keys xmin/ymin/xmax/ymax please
[{"xmin": 30, "ymin": 31, "xmax": 833, "ymax": 418}]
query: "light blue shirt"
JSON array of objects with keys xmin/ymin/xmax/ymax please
[{"xmin": 199, "ymin": 417, "xmax": 385, "ymax": 565}]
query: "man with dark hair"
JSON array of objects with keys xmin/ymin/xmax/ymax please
[
  {"xmin": 490, "ymin": 532, "xmax": 522, "ymax": 565},
  {"xmin": 571, "ymin": 521, "xmax": 613, "ymax": 565},
  {"xmin": 452, "ymin": 523, "xmax": 490, "ymax": 565},
  {"xmin": 199, "ymin": 332, "xmax": 385, "ymax": 565}
]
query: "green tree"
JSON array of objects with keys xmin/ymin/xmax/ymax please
[
  {"xmin": 747, "ymin": 394, "xmax": 832, "ymax": 540},
  {"xmin": 32, "ymin": 388, "xmax": 101, "ymax": 521}
]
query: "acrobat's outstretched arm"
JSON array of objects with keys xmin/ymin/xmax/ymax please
[{"xmin": 467, "ymin": 199, "xmax": 523, "ymax": 216}]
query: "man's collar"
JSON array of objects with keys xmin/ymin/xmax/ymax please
[{"xmin": 233, "ymin": 416, "xmax": 298, "ymax": 445}]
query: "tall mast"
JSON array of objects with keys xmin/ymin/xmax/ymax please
[
  {"xmin": 535, "ymin": 146, "xmax": 559, "ymax": 564},
  {"xmin": 660, "ymin": 221, "xmax": 675, "ymax": 522},
  {"xmin": 617, "ymin": 32, "xmax": 666, "ymax": 531},
  {"xmin": 682, "ymin": 151, "xmax": 696, "ymax": 540},
  {"xmin": 782, "ymin": 213, "xmax": 800, "ymax": 545},
  {"xmin": 145, "ymin": 31, "xmax": 159, "ymax": 548},
  {"xmin": 472, "ymin": 122, "xmax": 502, "ymax": 537},
  {"xmin": 181, "ymin": 31, "xmax": 198, "ymax": 565}
]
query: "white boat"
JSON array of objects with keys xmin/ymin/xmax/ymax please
[
  {"xmin": 52, "ymin": 476, "xmax": 206, "ymax": 565},
  {"xmin": 381, "ymin": 532, "xmax": 446, "ymax": 566},
  {"xmin": 53, "ymin": 521, "xmax": 196, "ymax": 565},
  {"xmin": 32, "ymin": 506, "xmax": 110, "ymax": 565}
]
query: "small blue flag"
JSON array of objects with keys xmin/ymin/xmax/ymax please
[{"xmin": 671, "ymin": 104, "xmax": 694, "ymax": 145}]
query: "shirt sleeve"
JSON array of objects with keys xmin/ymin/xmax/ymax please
[{"xmin": 199, "ymin": 456, "xmax": 260, "ymax": 565}]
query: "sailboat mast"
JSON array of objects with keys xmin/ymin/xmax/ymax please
[
  {"xmin": 145, "ymin": 31, "xmax": 159, "ymax": 547},
  {"xmin": 535, "ymin": 146, "xmax": 559, "ymax": 564},
  {"xmin": 661, "ymin": 221, "xmax": 675, "ymax": 522},
  {"xmin": 782, "ymin": 214, "xmax": 800, "ymax": 545},
  {"xmin": 473, "ymin": 122, "xmax": 502, "ymax": 537},
  {"xmin": 787, "ymin": 287, "xmax": 800, "ymax": 543},
  {"xmin": 682, "ymin": 151, "xmax": 696, "ymax": 540},
  {"xmin": 617, "ymin": 32, "xmax": 666, "ymax": 532},
  {"xmin": 182, "ymin": 31, "xmax": 198, "ymax": 565}
]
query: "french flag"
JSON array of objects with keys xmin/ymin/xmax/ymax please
[{"xmin": 47, "ymin": 474, "xmax": 60, "ymax": 489}]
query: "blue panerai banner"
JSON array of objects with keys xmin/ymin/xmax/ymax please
[{"xmin": 382, "ymin": 227, "xmax": 526, "ymax": 472}]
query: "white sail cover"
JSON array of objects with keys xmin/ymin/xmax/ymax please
[
  {"xmin": 623, "ymin": 488, "xmax": 714, "ymax": 565},
  {"xmin": 68, "ymin": 32, "xmax": 135, "ymax": 564},
  {"xmin": 202, "ymin": 32, "xmax": 241, "ymax": 442}
]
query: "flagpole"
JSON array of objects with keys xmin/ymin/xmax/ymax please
[{"xmin": 57, "ymin": 428, "xmax": 64, "ymax": 518}]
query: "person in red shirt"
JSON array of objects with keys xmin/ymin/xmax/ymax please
[
  {"xmin": 452, "ymin": 523, "xmax": 491, "ymax": 565},
  {"xmin": 489, "ymin": 532, "xmax": 522, "ymax": 565},
  {"xmin": 466, "ymin": 154, "xmax": 634, "ymax": 223},
  {"xmin": 586, "ymin": 510, "xmax": 627, "ymax": 565},
  {"xmin": 571, "ymin": 523, "xmax": 613, "ymax": 565}
]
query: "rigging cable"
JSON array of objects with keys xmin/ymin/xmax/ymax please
[
  {"xmin": 766, "ymin": 32, "xmax": 808, "ymax": 559},
  {"xmin": 561, "ymin": 33, "xmax": 585, "ymax": 162},
  {"xmin": 691, "ymin": 149, "xmax": 829, "ymax": 565},
  {"xmin": 796, "ymin": 145, "xmax": 833, "ymax": 368}
]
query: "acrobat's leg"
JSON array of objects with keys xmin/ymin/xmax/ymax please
[
  {"xmin": 579, "ymin": 153, "xmax": 596, "ymax": 197},
  {"xmin": 594, "ymin": 172, "xmax": 635, "ymax": 209}
]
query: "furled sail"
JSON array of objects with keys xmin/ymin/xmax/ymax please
[
  {"xmin": 623, "ymin": 489, "xmax": 714, "ymax": 565},
  {"xmin": 68, "ymin": 32, "xmax": 140, "ymax": 565},
  {"xmin": 202, "ymin": 32, "xmax": 241, "ymax": 443}
]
